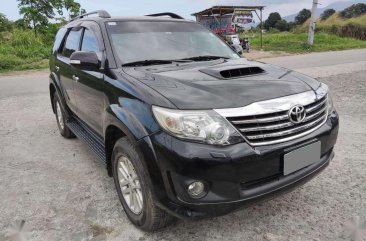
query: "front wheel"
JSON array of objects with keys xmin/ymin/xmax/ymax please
[
  {"xmin": 53, "ymin": 93, "xmax": 74, "ymax": 138},
  {"xmin": 112, "ymin": 137, "xmax": 173, "ymax": 231}
]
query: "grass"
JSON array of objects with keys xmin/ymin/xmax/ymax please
[
  {"xmin": 250, "ymin": 31, "xmax": 366, "ymax": 53},
  {"xmin": 312, "ymin": 12, "xmax": 366, "ymax": 30},
  {"xmin": 0, "ymin": 29, "xmax": 50, "ymax": 72}
]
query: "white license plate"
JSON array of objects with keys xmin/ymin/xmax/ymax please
[{"xmin": 283, "ymin": 142, "xmax": 321, "ymax": 175}]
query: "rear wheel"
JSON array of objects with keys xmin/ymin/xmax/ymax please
[
  {"xmin": 53, "ymin": 93, "xmax": 74, "ymax": 138},
  {"xmin": 112, "ymin": 137, "xmax": 174, "ymax": 231}
]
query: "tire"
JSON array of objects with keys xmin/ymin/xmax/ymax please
[
  {"xmin": 112, "ymin": 137, "xmax": 174, "ymax": 231},
  {"xmin": 53, "ymin": 92, "xmax": 74, "ymax": 138}
]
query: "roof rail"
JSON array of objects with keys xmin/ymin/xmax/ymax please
[
  {"xmin": 70, "ymin": 10, "xmax": 111, "ymax": 22},
  {"xmin": 146, "ymin": 12, "xmax": 184, "ymax": 19}
]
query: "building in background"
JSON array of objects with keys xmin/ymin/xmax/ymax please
[{"xmin": 192, "ymin": 5, "xmax": 265, "ymax": 49}]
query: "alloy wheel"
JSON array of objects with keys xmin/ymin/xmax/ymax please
[
  {"xmin": 56, "ymin": 101, "xmax": 64, "ymax": 130},
  {"xmin": 117, "ymin": 156, "xmax": 144, "ymax": 214}
]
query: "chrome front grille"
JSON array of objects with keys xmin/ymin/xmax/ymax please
[{"xmin": 226, "ymin": 95, "xmax": 329, "ymax": 146}]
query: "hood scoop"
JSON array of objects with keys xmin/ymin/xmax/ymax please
[{"xmin": 200, "ymin": 65, "xmax": 265, "ymax": 79}]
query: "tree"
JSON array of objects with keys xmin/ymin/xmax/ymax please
[
  {"xmin": 0, "ymin": 13, "xmax": 13, "ymax": 32},
  {"xmin": 14, "ymin": 18, "xmax": 29, "ymax": 29},
  {"xmin": 64, "ymin": 0, "xmax": 86, "ymax": 20},
  {"xmin": 275, "ymin": 19, "xmax": 290, "ymax": 32},
  {"xmin": 320, "ymin": 9, "xmax": 336, "ymax": 21},
  {"xmin": 17, "ymin": 0, "xmax": 83, "ymax": 36},
  {"xmin": 18, "ymin": 0, "xmax": 55, "ymax": 37},
  {"xmin": 340, "ymin": 3, "xmax": 366, "ymax": 18},
  {"xmin": 295, "ymin": 9, "xmax": 311, "ymax": 25},
  {"xmin": 264, "ymin": 12, "xmax": 282, "ymax": 30}
]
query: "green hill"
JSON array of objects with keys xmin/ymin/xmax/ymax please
[{"xmin": 299, "ymin": 12, "xmax": 366, "ymax": 40}]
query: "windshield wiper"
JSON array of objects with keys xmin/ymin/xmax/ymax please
[
  {"xmin": 180, "ymin": 55, "xmax": 230, "ymax": 61},
  {"xmin": 122, "ymin": 59, "xmax": 173, "ymax": 67},
  {"xmin": 122, "ymin": 56, "xmax": 228, "ymax": 66}
]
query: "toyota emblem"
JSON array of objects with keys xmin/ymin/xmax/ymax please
[{"xmin": 288, "ymin": 105, "xmax": 306, "ymax": 124}]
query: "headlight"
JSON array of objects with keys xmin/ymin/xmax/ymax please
[
  {"xmin": 152, "ymin": 106, "xmax": 243, "ymax": 145},
  {"xmin": 318, "ymin": 83, "xmax": 334, "ymax": 114}
]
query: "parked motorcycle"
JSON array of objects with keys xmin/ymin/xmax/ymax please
[{"xmin": 242, "ymin": 37, "xmax": 250, "ymax": 53}]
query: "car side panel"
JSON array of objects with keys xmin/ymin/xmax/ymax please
[
  {"xmin": 103, "ymin": 80, "xmax": 160, "ymax": 140},
  {"xmin": 73, "ymin": 22, "xmax": 106, "ymax": 136},
  {"xmin": 57, "ymin": 56, "xmax": 79, "ymax": 113},
  {"xmin": 73, "ymin": 68, "xmax": 105, "ymax": 136}
]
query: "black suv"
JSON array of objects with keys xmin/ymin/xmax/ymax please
[{"xmin": 49, "ymin": 10, "xmax": 339, "ymax": 231}]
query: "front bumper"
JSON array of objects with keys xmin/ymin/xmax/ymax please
[{"xmin": 139, "ymin": 111, "xmax": 339, "ymax": 219}]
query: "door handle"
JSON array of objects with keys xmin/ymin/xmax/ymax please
[
  {"xmin": 72, "ymin": 75, "xmax": 79, "ymax": 82},
  {"xmin": 55, "ymin": 66, "xmax": 60, "ymax": 72}
]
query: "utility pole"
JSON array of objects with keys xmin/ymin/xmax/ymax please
[{"xmin": 308, "ymin": 0, "xmax": 319, "ymax": 46}]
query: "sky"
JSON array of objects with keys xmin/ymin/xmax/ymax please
[{"xmin": 0, "ymin": 0, "xmax": 358, "ymax": 21}]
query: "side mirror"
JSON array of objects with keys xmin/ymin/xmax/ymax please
[{"xmin": 70, "ymin": 51, "xmax": 99, "ymax": 71}]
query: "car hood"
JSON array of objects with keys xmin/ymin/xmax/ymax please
[{"xmin": 123, "ymin": 58, "xmax": 320, "ymax": 110}]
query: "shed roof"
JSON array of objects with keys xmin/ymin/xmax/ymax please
[{"xmin": 192, "ymin": 5, "xmax": 265, "ymax": 16}]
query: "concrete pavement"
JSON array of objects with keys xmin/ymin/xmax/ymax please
[{"xmin": 260, "ymin": 49, "xmax": 366, "ymax": 78}]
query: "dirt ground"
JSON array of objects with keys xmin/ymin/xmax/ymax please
[{"xmin": 244, "ymin": 50, "xmax": 294, "ymax": 60}]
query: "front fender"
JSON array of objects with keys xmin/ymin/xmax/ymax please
[
  {"xmin": 105, "ymin": 98, "xmax": 160, "ymax": 141},
  {"xmin": 104, "ymin": 99, "xmax": 168, "ymax": 200}
]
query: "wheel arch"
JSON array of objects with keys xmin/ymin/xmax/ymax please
[
  {"xmin": 105, "ymin": 124, "xmax": 127, "ymax": 176},
  {"xmin": 49, "ymin": 83, "xmax": 57, "ymax": 113},
  {"xmin": 49, "ymin": 72, "xmax": 67, "ymax": 114},
  {"xmin": 103, "ymin": 105, "xmax": 149, "ymax": 177},
  {"xmin": 103, "ymin": 103, "xmax": 160, "ymax": 182}
]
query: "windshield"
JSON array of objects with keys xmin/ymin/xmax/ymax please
[{"xmin": 106, "ymin": 21, "xmax": 240, "ymax": 64}]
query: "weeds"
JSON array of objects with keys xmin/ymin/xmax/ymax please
[
  {"xmin": 250, "ymin": 32, "xmax": 366, "ymax": 53},
  {"xmin": 0, "ymin": 29, "xmax": 50, "ymax": 72}
]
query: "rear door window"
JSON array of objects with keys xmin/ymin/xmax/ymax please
[{"xmin": 62, "ymin": 28, "xmax": 82, "ymax": 58}]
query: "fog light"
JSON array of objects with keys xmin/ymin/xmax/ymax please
[{"xmin": 187, "ymin": 181, "xmax": 207, "ymax": 199}]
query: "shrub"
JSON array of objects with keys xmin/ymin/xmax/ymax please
[
  {"xmin": 0, "ymin": 54, "xmax": 25, "ymax": 70},
  {"xmin": 0, "ymin": 54, "xmax": 48, "ymax": 71},
  {"xmin": 321, "ymin": 9, "xmax": 336, "ymax": 21},
  {"xmin": 295, "ymin": 9, "xmax": 311, "ymax": 25},
  {"xmin": 264, "ymin": 12, "xmax": 282, "ymax": 30},
  {"xmin": 340, "ymin": 3, "xmax": 366, "ymax": 18},
  {"xmin": 0, "ymin": 13, "xmax": 13, "ymax": 32},
  {"xmin": 330, "ymin": 25, "xmax": 339, "ymax": 35},
  {"xmin": 338, "ymin": 23, "xmax": 366, "ymax": 40},
  {"xmin": 267, "ymin": 28, "xmax": 280, "ymax": 34},
  {"xmin": 0, "ymin": 29, "xmax": 51, "ymax": 71},
  {"xmin": 275, "ymin": 19, "xmax": 290, "ymax": 32}
]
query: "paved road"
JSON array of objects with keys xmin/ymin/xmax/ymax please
[
  {"xmin": 261, "ymin": 49, "xmax": 366, "ymax": 78},
  {"xmin": 0, "ymin": 50, "xmax": 365, "ymax": 241},
  {"xmin": 0, "ymin": 71, "xmax": 49, "ymax": 99},
  {"xmin": 262, "ymin": 49, "xmax": 366, "ymax": 69}
]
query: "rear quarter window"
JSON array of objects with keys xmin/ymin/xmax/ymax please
[{"xmin": 52, "ymin": 28, "xmax": 67, "ymax": 54}]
